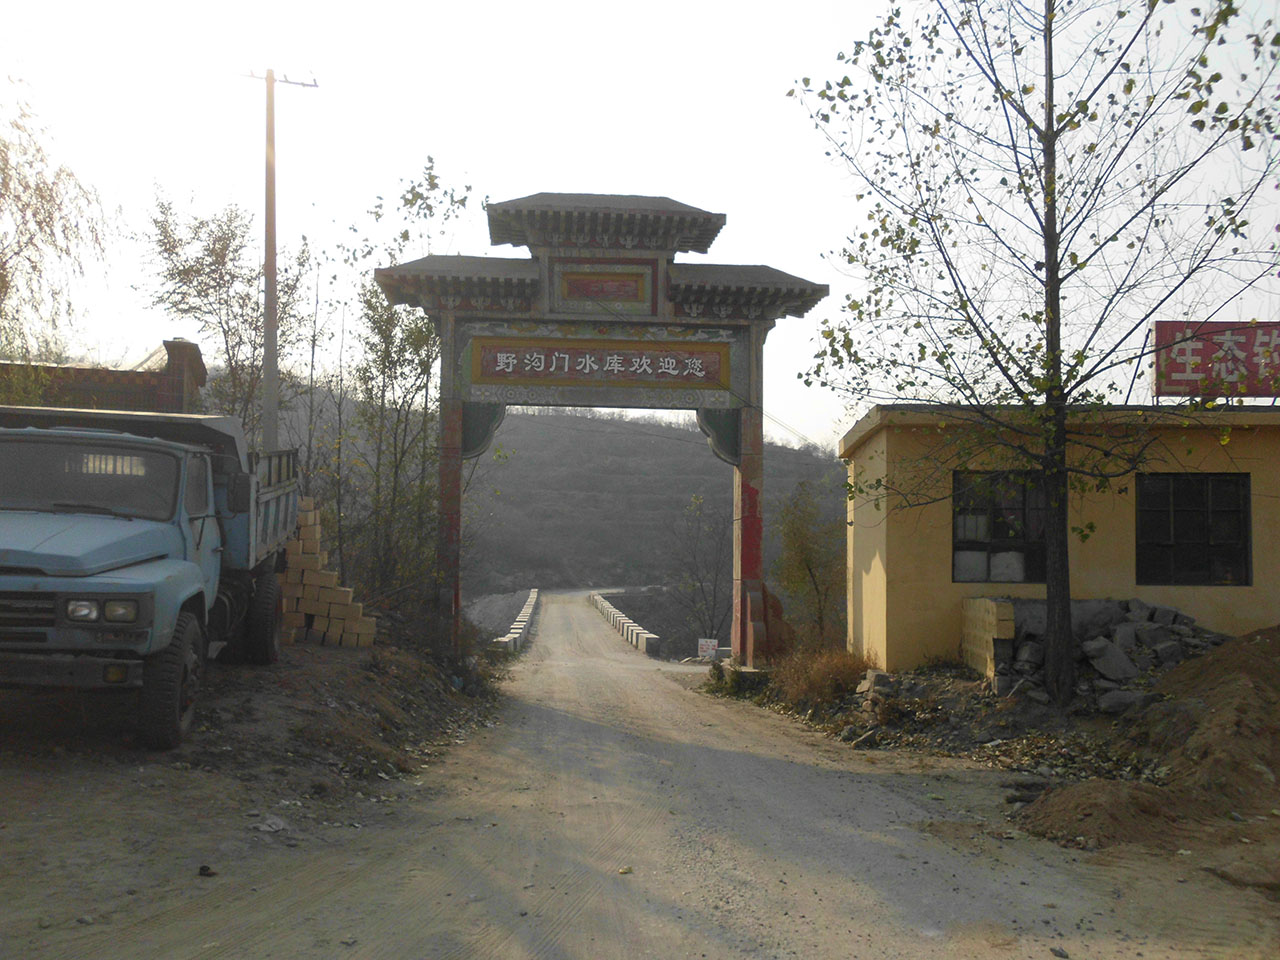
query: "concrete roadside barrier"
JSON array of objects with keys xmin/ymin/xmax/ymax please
[
  {"xmin": 589, "ymin": 592, "xmax": 662, "ymax": 658},
  {"xmin": 490, "ymin": 589, "xmax": 540, "ymax": 654}
]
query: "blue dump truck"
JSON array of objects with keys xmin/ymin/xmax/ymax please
[{"xmin": 0, "ymin": 406, "xmax": 298, "ymax": 748}]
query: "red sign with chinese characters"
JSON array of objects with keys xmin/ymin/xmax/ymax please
[
  {"xmin": 1153, "ymin": 321, "xmax": 1280, "ymax": 397},
  {"xmin": 562, "ymin": 273, "xmax": 644, "ymax": 301},
  {"xmin": 471, "ymin": 337, "xmax": 729, "ymax": 390}
]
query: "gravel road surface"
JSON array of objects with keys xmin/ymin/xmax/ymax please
[{"xmin": 29, "ymin": 590, "xmax": 1278, "ymax": 959}]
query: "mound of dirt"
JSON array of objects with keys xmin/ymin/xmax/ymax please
[{"xmin": 1019, "ymin": 628, "xmax": 1280, "ymax": 893}]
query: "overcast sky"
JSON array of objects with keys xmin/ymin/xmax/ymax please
[{"xmin": 3, "ymin": 0, "xmax": 882, "ymax": 451}]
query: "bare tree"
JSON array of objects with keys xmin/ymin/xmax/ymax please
[
  {"xmin": 0, "ymin": 89, "xmax": 101, "ymax": 365},
  {"xmin": 670, "ymin": 495, "xmax": 733, "ymax": 642},
  {"xmin": 795, "ymin": 0, "xmax": 1280, "ymax": 701},
  {"xmin": 149, "ymin": 198, "xmax": 310, "ymax": 443},
  {"xmin": 771, "ymin": 475, "xmax": 846, "ymax": 647}
]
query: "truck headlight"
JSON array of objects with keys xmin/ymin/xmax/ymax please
[
  {"xmin": 66, "ymin": 600, "xmax": 101, "ymax": 622},
  {"xmin": 104, "ymin": 600, "xmax": 139, "ymax": 623}
]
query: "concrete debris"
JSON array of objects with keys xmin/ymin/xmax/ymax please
[
  {"xmin": 1086, "ymin": 641, "xmax": 1140, "ymax": 682},
  {"xmin": 995, "ymin": 599, "xmax": 1234, "ymax": 713},
  {"xmin": 850, "ymin": 729, "xmax": 879, "ymax": 750}
]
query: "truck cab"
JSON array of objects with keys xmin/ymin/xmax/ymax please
[{"xmin": 0, "ymin": 406, "xmax": 298, "ymax": 748}]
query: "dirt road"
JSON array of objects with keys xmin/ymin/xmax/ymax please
[{"xmin": 13, "ymin": 590, "xmax": 1279, "ymax": 959}]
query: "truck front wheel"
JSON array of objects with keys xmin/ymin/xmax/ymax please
[
  {"xmin": 138, "ymin": 612, "xmax": 203, "ymax": 750},
  {"xmin": 246, "ymin": 572, "xmax": 282, "ymax": 665}
]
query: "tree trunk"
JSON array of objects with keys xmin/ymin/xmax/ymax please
[
  {"xmin": 1040, "ymin": 0, "xmax": 1075, "ymax": 704},
  {"xmin": 1042, "ymin": 412, "xmax": 1075, "ymax": 703}
]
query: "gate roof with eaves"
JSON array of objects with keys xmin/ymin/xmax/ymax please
[{"xmin": 375, "ymin": 192, "xmax": 827, "ymax": 324}]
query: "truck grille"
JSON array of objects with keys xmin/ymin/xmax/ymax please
[{"xmin": 0, "ymin": 593, "xmax": 58, "ymax": 629}]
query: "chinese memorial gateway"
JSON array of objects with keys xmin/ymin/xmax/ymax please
[{"xmin": 376, "ymin": 194, "xmax": 827, "ymax": 665}]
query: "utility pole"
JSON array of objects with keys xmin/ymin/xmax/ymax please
[{"xmin": 249, "ymin": 68, "xmax": 317, "ymax": 451}]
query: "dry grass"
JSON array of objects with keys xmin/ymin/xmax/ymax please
[{"xmin": 768, "ymin": 646, "xmax": 875, "ymax": 711}]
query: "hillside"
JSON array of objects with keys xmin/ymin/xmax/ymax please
[{"xmin": 462, "ymin": 410, "xmax": 843, "ymax": 594}]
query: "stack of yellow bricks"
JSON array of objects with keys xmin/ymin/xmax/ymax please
[{"xmin": 280, "ymin": 497, "xmax": 378, "ymax": 646}]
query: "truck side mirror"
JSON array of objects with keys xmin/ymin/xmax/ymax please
[{"xmin": 228, "ymin": 473, "xmax": 252, "ymax": 513}]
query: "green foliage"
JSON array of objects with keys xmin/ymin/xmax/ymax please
[
  {"xmin": 149, "ymin": 199, "xmax": 311, "ymax": 442},
  {"xmin": 342, "ymin": 156, "xmax": 475, "ymax": 269},
  {"xmin": 0, "ymin": 87, "xmax": 102, "ymax": 357}
]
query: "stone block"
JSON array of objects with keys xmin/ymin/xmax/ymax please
[
  {"xmin": 319, "ymin": 586, "xmax": 353, "ymax": 606},
  {"xmin": 1073, "ymin": 599, "xmax": 1129, "ymax": 639},
  {"xmin": 1081, "ymin": 636, "xmax": 1110, "ymax": 659},
  {"xmin": 1135, "ymin": 623, "xmax": 1173, "ymax": 647},
  {"xmin": 1150, "ymin": 606, "xmax": 1178, "ymax": 626},
  {"xmin": 1098, "ymin": 690, "xmax": 1159, "ymax": 715},
  {"xmin": 1153, "ymin": 640, "xmax": 1184, "ymax": 666},
  {"xmin": 1015, "ymin": 639, "xmax": 1045, "ymax": 666},
  {"xmin": 1086, "ymin": 640, "xmax": 1139, "ymax": 681},
  {"xmin": 1111, "ymin": 621, "xmax": 1140, "ymax": 651},
  {"xmin": 1125, "ymin": 598, "xmax": 1152, "ymax": 618}
]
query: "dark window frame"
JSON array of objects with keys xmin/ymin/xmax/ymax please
[
  {"xmin": 1135, "ymin": 472, "xmax": 1251, "ymax": 586},
  {"xmin": 951, "ymin": 471, "xmax": 1048, "ymax": 584}
]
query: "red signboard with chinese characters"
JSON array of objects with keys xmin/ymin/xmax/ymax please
[
  {"xmin": 471, "ymin": 337, "xmax": 729, "ymax": 390},
  {"xmin": 1153, "ymin": 321, "xmax": 1280, "ymax": 397}
]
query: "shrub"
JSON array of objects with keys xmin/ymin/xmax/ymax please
[{"xmin": 769, "ymin": 646, "xmax": 874, "ymax": 712}]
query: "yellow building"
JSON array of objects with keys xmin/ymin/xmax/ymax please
[{"xmin": 838, "ymin": 404, "xmax": 1280, "ymax": 671}]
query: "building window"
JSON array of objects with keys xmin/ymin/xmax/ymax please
[
  {"xmin": 952, "ymin": 472, "xmax": 1047, "ymax": 583},
  {"xmin": 1136, "ymin": 473, "xmax": 1250, "ymax": 585}
]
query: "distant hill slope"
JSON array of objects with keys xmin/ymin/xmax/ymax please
[{"xmin": 463, "ymin": 411, "xmax": 843, "ymax": 594}]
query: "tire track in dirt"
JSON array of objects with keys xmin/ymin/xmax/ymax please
[{"xmin": 37, "ymin": 590, "xmax": 1280, "ymax": 960}]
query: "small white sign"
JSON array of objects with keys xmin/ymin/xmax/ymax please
[{"xmin": 697, "ymin": 637, "xmax": 718, "ymax": 659}]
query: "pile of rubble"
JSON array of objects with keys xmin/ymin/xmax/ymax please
[{"xmin": 999, "ymin": 598, "xmax": 1234, "ymax": 713}]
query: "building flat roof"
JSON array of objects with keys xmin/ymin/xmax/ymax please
[{"xmin": 837, "ymin": 402, "xmax": 1280, "ymax": 460}]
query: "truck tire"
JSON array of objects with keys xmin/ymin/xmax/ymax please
[
  {"xmin": 246, "ymin": 572, "xmax": 282, "ymax": 665},
  {"xmin": 138, "ymin": 612, "xmax": 203, "ymax": 750}
]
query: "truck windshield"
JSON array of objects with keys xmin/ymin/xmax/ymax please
[{"xmin": 0, "ymin": 439, "xmax": 179, "ymax": 521}]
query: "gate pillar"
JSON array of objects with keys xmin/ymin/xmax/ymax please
[
  {"xmin": 439, "ymin": 398, "xmax": 463, "ymax": 658},
  {"xmin": 733, "ymin": 404, "xmax": 765, "ymax": 666}
]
